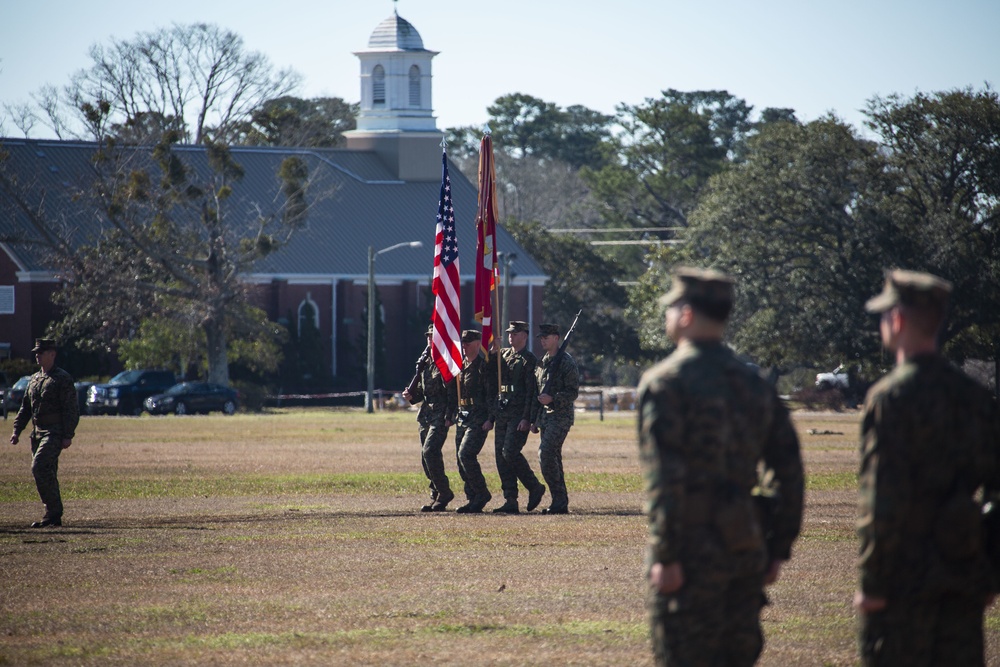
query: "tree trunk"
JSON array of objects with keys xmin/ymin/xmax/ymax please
[{"xmin": 204, "ymin": 316, "xmax": 230, "ymax": 386}]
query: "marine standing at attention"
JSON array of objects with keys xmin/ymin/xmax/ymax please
[
  {"xmin": 453, "ymin": 329, "xmax": 496, "ymax": 514},
  {"xmin": 855, "ymin": 269, "xmax": 1000, "ymax": 667},
  {"xmin": 402, "ymin": 325, "xmax": 457, "ymax": 512},
  {"xmin": 10, "ymin": 338, "xmax": 80, "ymax": 528},
  {"xmin": 492, "ymin": 321, "xmax": 546, "ymax": 514},
  {"xmin": 531, "ymin": 322, "xmax": 580, "ymax": 515},
  {"xmin": 637, "ymin": 268, "xmax": 804, "ymax": 667}
]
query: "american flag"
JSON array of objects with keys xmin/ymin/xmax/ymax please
[{"xmin": 431, "ymin": 151, "xmax": 462, "ymax": 381}]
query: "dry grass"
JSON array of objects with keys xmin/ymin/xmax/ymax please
[{"xmin": 0, "ymin": 409, "xmax": 997, "ymax": 666}]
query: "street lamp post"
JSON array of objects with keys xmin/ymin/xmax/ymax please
[{"xmin": 367, "ymin": 241, "xmax": 423, "ymax": 413}]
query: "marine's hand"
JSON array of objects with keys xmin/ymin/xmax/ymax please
[
  {"xmin": 402, "ymin": 389, "xmax": 412, "ymax": 402},
  {"xmin": 530, "ymin": 423, "xmax": 539, "ymax": 434},
  {"xmin": 62, "ymin": 438, "xmax": 72, "ymax": 450},
  {"xmin": 516, "ymin": 419, "xmax": 530, "ymax": 432},
  {"xmin": 481, "ymin": 420, "xmax": 494, "ymax": 433},
  {"xmin": 9, "ymin": 433, "xmax": 18, "ymax": 446},
  {"xmin": 445, "ymin": 419, "xmax": 453, "ymax": 428},
  {"xmin": 650, "ymin": 561, "xmax": 684, "ymax": 595},
  {"xmin": 537, "ymin": 393, "xmax": 553, "ymax": 406},
  {"xmin": 853, "ymin": 591, "xmax": 887, "ymax": 614},
  {"xmin": 764, "ymin": 559, "xmax": 783, "ymax": 585}
]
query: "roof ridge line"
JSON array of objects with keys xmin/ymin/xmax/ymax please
[{"xmin": 226, "ymin": 146, "xmax": 405, "ymax": 186}]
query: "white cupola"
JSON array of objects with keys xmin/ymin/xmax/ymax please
[
  {"xmin": 344, "ymin": 10, "xmax": 445, "ymax": 181},
  {"xmin": 353, "ymin": 11, "xmax": 438, "ymax": 133}
]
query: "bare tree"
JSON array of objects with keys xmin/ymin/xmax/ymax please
[{"xmin": 39, "ymin": 23, "xmax": 300, "ymax": 143}]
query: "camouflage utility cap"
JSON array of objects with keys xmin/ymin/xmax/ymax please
[
  {"xmin": 31, "ymin": 338, "xmax": 58, "ymax": 353},
  {"xmin": 461, "ymin": 329, "xmax": 482, "ymax": 343},
  {"xmin": 660, "ymin": 267, "xmax": 735, "ymax": 308},
  {"xmin": 864, "ymin": 269, "xmax": 952, "ymax": 313},
  {"xmin": 506, "ymin": 321, "xmax": 529, "ymax": 334},
  {"xmin": 537, "ymin": 323, "xmax": 560, "ymax": 337}
]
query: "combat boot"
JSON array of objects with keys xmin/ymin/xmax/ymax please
[
  {"xmin": 526, "ymin": 484, "xmax": 546, "ymax": 512},
  {"xmin": 425, "ymin": 491, "xmax": 454, "ymax": 512},
  {"xmin": 492, "ymin": 500, "xmax": 519, "ymax": 514},
  {"xmin": 30, "ymin": 516, "xmax": 62, "ymax": 528}
]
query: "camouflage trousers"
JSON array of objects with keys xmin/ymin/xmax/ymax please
[
  {"xmin": 537, "ymin": 420, "xmax": 571, "ymax": 511},
  {"xmin": 494, "ymin": 416, "xmax": 542, "ymax": 501},
  {"xmin": 418, "ymin": 421, "xmax": 452, "ymax": 501},
  {"xmin": 648, "ymin": 567, "xmax": 765, "ymax": 667},
  {"xmin": 858, "ymin": 595, "xmax": 985, "ymax": 667},
  {"xmin": 455, "ymin": 420, "xmax": 491, "ymax": 504},
  {"xmin": 30, "ymin": 432, "xmax": 64, "ymax": 519}
]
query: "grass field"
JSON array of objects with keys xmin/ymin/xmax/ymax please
[{"xmin": 1, "ymin": 409, "xmax": 997, "ymax": 666}]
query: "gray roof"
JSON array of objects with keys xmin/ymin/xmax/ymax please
[
  {"xmin": 365, "ymin": 12, "xmax": 427, "ymax": 51},
  {"xmin": 0, "ymin": 138, "xmax": 546, "ymax": 283}
]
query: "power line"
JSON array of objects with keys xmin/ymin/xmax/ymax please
[
  {"xmin": 548, "ymin": 227, "xmax": 683, "ymax": 234},
  {"xmin": 590, "ymin": 239, "xmax": 685, "ymax": 246}
]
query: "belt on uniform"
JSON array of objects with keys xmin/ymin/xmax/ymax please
[
  {"xmin": 458, "ymin": 399, "xmax": 477, "ymax": 407},
  {"xmin": 500, "ymin": 385, "xmax": 516, "ymax": 393}
]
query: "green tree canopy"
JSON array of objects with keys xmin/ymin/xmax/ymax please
[
  {"xmin": 660, "ymin": 88, "xmax": 1000, "ymax": 377},
  {"xmin": 685, "ymin": 116, "xmax": 888, "ymax": 371},
  {"xmin": 234, "ymin": 96, "xmax": 358, "ymax": 148},
  {"xmin": 865, "ymin": 87, "xmax": 1000, "ymax": 360},
  {"xmin": 446, "ymin": 94, "xmax": 613, "ymax": 227}
]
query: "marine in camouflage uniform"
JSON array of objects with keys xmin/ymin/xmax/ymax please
[
  {"xmin": 402, "ymin": 327, "xmax": 457, "ymax": 512},
  {"xmin": 492, "ymin": 321, "xmax": 546, "ymax": 514},
  {"xmin": 453, "ymin": 329, "xmax": 497, "ymax": 513},
  {"xmin": 10, "ymin": 338, "xmax": 80, "ymax": 528},
  {"xmin": 637, "ymin": 268, "xmax": 804, "ymax": 667},
  {"xmin": 856, "ymin": 270, "xmax": 1000, "ymax": 667},
  {"xmin": 531, "ymin": 322, "xmax": 580, "ymax": 515}
]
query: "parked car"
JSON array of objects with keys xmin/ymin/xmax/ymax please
[
  {"xmin": 87, "ymin": 369, "xmax": 176, "ymax": 416},
  {"xmin": 144, "ymin": 382, "xmax": 239, "ymax": 416},
  {"xmin": 815, "ymin": 364, "xmax": 849, "ymax": 391},
  {"xmin": 2, "ymin": 375, "xmax": 31, "ymax": 418}
]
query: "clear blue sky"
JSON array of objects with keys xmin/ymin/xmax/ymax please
[{"xmin": 2, "ymin": 0, "xmax": 997, "ymax": 137}]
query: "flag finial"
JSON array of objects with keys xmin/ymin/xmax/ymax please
[{"xmin": 482, "ymin": 123, "xmax": 492, "ymax": 136}]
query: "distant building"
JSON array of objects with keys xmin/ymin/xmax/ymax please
[{"xmin": 0, "ymin": 11, "xmax": 547, "ymax": 390}]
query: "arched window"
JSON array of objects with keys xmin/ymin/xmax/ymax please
[
  {"xmin": 408, "ymin": 65, "xmax": 421, "ymax": 107},
  {"xmin": 372, "ymin": 65, "xmax": 385, "ymax": 106},
  {"xmin": 298, "ymin": 294, "xmax": 320, "ymax": 338}
]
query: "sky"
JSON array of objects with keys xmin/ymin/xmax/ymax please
[{"xmin": 1, "ymin": 0, "xmax": 998, "ymax": 138}]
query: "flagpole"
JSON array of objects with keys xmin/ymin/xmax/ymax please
[{"xmin": 493, "ymin": 253, "xmax": 502, "ymax": 401}]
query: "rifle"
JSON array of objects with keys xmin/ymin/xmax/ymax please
[
  {"xmin": 540, "ymin": 310, "xmax": 582, "ymax": 397},
  {"xmin": 404, "ymin": 346, "xmax": 432, "ymax": 405}
]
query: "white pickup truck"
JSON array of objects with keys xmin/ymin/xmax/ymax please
[{"xmin": 815, "ymin": 364, "xmax": 849, "ymax": 391}]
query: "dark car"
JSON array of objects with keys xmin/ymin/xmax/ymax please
[
  {"xmin": 2, "ymin": 375, "xmax": 31, "ymax": 418},
  {"xmin": 87, "ymin": 369, "xmax": 176, "ymax": 416},
  {"xmin": 144, "ymin": 382, "xmax": 239, "ymax": 416}
]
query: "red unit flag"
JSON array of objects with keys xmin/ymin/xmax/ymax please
[{"xmin": 474, "ymin": 133, "xmax": 499, "ymax": 352}]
